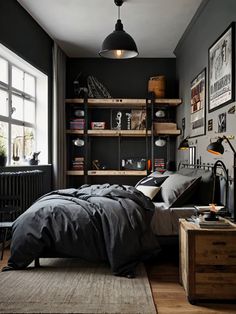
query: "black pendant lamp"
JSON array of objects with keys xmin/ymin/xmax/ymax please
[{"xmin": 99, "ymin": 0, "xmax": 138, "ymax": 59}]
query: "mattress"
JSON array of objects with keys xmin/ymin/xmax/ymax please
[{"xmin": 151, "ymin": 203, "xmax": 196, "ymax": 235}]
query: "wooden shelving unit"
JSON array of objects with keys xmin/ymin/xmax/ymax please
[{"xmin": 65, "ymin": 97, "xmax": 182, "ymax": 182}]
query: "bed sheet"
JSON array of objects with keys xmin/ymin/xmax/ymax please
[{"xmin": 151, "ymin": 203, "xmax": 197, "ymax": 235}]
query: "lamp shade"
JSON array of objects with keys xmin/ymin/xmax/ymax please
[
  {"xmin": 178, "ymin": 137, "xmax": 189, "ymax": 150},
  {"xmin": 99, "ymin": 19, "xmax": 138, "ymax": 59},
  {"xmin": 207, "ymin": 138, "xmax": 224, "ymax": 155}
]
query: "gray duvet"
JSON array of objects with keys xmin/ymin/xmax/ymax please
[{"xmin": 7, "ymin": 184, "xmax": 160, "ymax": 276}]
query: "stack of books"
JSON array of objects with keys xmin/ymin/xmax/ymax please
[
  {"xmin": 154, "ymin": 158, "xmax": 165, "ymax": 172},
  {"xmin": 198, "ymin": 217, "xmax": 234, "ymax": 229},
  {"xmin": 70, "ymin": 119, "xmax": 85, "ymax": 130},
  {"xmin": 72, "ymin": 157, "xmax": 84, "ymax": 170}
]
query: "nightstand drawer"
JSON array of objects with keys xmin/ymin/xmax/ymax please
[
  {"xmin": 195, "ymin": 234, "xmax": 236, "ymax": 265},
  {"xmin": 195, "ymin": 272, "xmax": 236, "ymax": 299}
]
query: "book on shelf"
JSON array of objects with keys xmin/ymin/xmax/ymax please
[{"xmin": 194, "ymin": 205, "xmax": 224, "ymax": 214}]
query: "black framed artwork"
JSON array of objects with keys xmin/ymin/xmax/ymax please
[
  {"xmin": 208, "ymin": 22, "xmax": 235, "ymax": 112},
  {"xmin": 190, "ymin": 68, "xmax": 206, "ymax": 137}
]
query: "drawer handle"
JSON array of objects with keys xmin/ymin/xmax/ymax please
[{"xmin": 212, "ymin": 241, "xmax": 226, "ymax": 246}]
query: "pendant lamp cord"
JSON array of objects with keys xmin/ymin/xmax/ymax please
[{"xmin": 118, "ymin": 6, "xmax": 120, "ymax": 19}]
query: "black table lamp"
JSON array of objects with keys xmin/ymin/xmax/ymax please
[{"xmin": 207, "ymin": 136, "xmax": 236, "ymax": 222}]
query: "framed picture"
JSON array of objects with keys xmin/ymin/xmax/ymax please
[
  {"xmin": 190, "ymin": 68, "xmax": 206, "ymax": 137},
  {"xmin": 208, "ymin": 23, "xmax": 235, "ymax": 112}
]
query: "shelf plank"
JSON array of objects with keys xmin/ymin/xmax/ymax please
[
  {"xmin": 154, "ymin": 129, "xmax": 181, "ymax": 135},
  {"xmin": 87, "ymin": 130, "xmax": 151, "ymax": 137},
  {"xmin": 87, "ymin": 170, "xmax": 147, "ymax": 176},
  {"xmin": 65, "ymin": 98, "xmax": 182, "ymax": 107},
  {"xmin": 67, "ymin": 170, "xmax": 84, "ymax": 175},
  {"xmin": 66, "ymin": 130, "xmax": 84, "ymax": 134}
]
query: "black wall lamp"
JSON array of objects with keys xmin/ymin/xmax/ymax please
[
  {"xmin": 207, "ymin": 135, "xmax": 236, "ymax": 222},
  {"xmin": 178, "ymin": 118, "xmax": 189, "ymax": 150},
  {"xmin": 99, "ymin": 0, "xmax": 138, "ymax": 59}
]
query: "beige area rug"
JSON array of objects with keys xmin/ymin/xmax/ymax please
[{"xmin": 0, "ymin": 258, "xmax": 157, "ymax": 314}]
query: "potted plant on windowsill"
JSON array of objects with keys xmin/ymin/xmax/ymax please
[{"xmin": 0, "ymin": 141, "xmax": 7, "ymax": 167}]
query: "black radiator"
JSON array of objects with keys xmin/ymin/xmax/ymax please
[{"xmin": 0, "ymin": 170, "xmax": 44, "ymax": 220}]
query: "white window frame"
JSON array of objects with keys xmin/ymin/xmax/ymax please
[{"xmin": 0, "ymin": 43, "xmax": 48, "ymax": 165}]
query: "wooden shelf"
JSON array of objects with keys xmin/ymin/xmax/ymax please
[
  {"xmin": 65, "ymin": 98, "xmax": 182, "ymax": 107},
  {"xmin": 67, "ymin": 170, "xmax": 84, "ymax": 176},
  {"xmin": 87, "ymin": 130, "xmax": 151, "ymax": 137},
  {"xmin": 66, "ymin": 130, "xmax": 84, "ymax": 134},
  {"xmin": 154, "ymin": 129, "xmax": 181, "ymax": 135},
  {"xmin": 87, "ymin": 170, "xmax": 147, "ymax": 176}
]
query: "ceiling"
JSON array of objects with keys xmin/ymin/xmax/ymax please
[{"xmin": 17, "ymin": 0, "xmax": 203, "ymax": 58}]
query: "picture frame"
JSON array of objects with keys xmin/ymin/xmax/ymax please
[
  {"xmin": 190, "ymin": 68, "xmax": 206, "ymax": 137},
  {"xmin": 208, "ymin": 23, "xmax": 235, "ymax": 112}
]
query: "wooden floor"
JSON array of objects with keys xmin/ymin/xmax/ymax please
[{"xmin": 1, "ymin": 246, "xmax": 236, "ymax": 314}]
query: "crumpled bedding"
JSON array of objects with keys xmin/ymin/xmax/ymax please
[{"xmin": 7, "ymin": 184, "xmax": 160, "ymax": 276}]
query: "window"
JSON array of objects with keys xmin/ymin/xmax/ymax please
[{"xmin": 0, "ymin": 44, "xmax": 48, "ymax": 165}]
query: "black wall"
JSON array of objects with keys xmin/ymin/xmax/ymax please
[
  {"xmin": 0, "ymin": 0, "xmax": 53, "ymax": 192},
  {"xmin": 66, "ymin": 58, "xmax": 177, "ymax": 98}
]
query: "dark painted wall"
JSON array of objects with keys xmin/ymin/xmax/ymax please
[
  {"xmin": 174, "ymin": 0, "xmax": 236, "ymax": 211},
  {"xmin": 0, "ymin": 0, "xmax": 53, "ymax": 192},
  {"xmin": 66, "ymin": 58, "xmax": 177, "ymax": 98}
]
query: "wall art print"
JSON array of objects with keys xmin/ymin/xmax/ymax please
[
  {"xmin": 190, "ymin": 68, "xmax": 206, "ymax": 137},
  {"xmin": 208, "ymin": 23, "xmax": 235, "ymax": 112}
]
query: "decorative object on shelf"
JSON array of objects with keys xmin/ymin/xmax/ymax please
[
  {"xmin": 209, "ymin": 22, "xmax": 235, "ymax": 112},
  {"xmin": 155, "ymin": 137, "xmax": 166, "ymax": 147},
  {"xmin": 148, "ymin": 76, "xmax": 166, "ymax": 98},
  {"xmin": 218, "ymin": 112, "xmax": 226, "ymax": 133},
  {"xmin": 73, "ymin": 72, "xmax": 88, "ymax": 97},
  {"xmin": 91, "ymin": 122, "xmax": 106, "ymax": 130},
  {"xmin": 74, "ymin": 109, "xmax": 84, "ymax": 118},
  {"xmin": 208, "ymin": 119, "xmax": 213, "ymax": 131},
  {"xmin": 131, "ymin": 110, "xmax": 146, "ymax": 130},
  {"xmin": 29, "ymin": 152, "xmax": 40, "ymax": 166},
  {"xmin": 155, "ymin": 110, "xmax": 165, "ymax": 118},
  {"xmin": 207, "ymin": 135, "xmax": 236, "ymax": 221},
  {"xmin": 87, "ymin": 76, "xmax": 112, "ymax": 99},
  {"xmin": 122, "ymin": 158, "xmax": 146, "ymax": 171},
  {"xmin": 111, "ymin": 109, "xmax": 131, "ymax": 130},
  {"xmin": 99, "ymin": 0, "xmax": 138, "ymax": 59},
  {"xmin": 92, "ymin": 160, "xmax": 106, "ymax": 170},
  {"xmin": 73, "ymin": 138, "xmax": 85, "ymax": 147},
  {"xmin": 190, "ymin": 68, "xmax": 206, "ymax": 137},
  {"xmin": 154, "ymin": 122, "xmax": 179, "ymax": 135}
]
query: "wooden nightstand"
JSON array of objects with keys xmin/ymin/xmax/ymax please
[{"xmin": 179, "ymin": 218, "xmax": 236, "ymax": 304}]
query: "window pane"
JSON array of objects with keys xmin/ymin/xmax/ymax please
[
  {"xmin": 25, "ymin": 73, "xmax": 35, "ymax": 97},
  {"xmin": 0, "ymin": 90, "xmax": 8, "ymax": 116},
  {"xmin": 12, "ymin": 66, "xmax": 24, "ymax": 91},
  {"xmin": 11, "ymin": 124, "xmax": 24, "ymax": 163},
  {"xmin": 24, "ymin": 99, "xmax": 35, "ymax": 123},
  {"xmin": 0, "ymin": 57, "xmax": 8, "ymax": 84},
  {"xmin": 12, "ymin": 95, "xmax": 23, "ymax": 120},
  {"xmin": 24, "ymin": 127, "xmax": 35, "ymax": 159},
  {"xmin": 0, "ymin": 121, "xmax": 8, "ymax": 159}
]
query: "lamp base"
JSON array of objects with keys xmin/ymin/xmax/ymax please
[{"xmin": 204, "ymin": 211, "xmax": 219, "ymax": 221}]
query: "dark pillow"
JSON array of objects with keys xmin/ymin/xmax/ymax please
[{"xmin": 160, "ymin": 174, "xmax": 202, "ymax": 207}]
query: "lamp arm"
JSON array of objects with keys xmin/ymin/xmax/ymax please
[{"xmin": 223, "ymin": 135, "xmax": 236, "ymax": 154}]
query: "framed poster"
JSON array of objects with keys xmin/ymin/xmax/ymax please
[
  {"xmin": 208, "ymin": 23, "xmax": 235, "ymax": 112},
  {"xmin": 190, "ymin": 68, "xmax": 206, "ymax": 137}
]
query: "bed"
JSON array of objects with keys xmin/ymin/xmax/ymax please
[{"xmin": 3, "ymin": 163, "xmax": 222, "ymax": 276}]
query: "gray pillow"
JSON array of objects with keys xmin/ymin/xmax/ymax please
[{"xmin": 161, "ymin": 173, "xmax": 201, "ymax": 207}]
